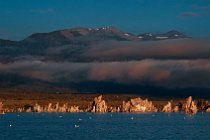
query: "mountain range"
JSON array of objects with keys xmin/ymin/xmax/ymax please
[
  {"xmin": 1, "ymin": 27, "xmax": 188, "ymax": 46},
  {"xmin": 0, "ymin": 27, "xmax": 188, "ymax": 63}
]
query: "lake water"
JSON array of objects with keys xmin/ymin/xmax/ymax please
[{"xmin": 0, "ymin": 113, "xmax": 210, "ymax": 140}]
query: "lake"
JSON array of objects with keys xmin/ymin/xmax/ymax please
[{"xmin": 0, "ymin": 113, "xmax": 209, "ymax": 140}]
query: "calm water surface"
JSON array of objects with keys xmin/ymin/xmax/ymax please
[{"xmin": 0, "ymin": 113, "xmax": 209, "ymax": 140}]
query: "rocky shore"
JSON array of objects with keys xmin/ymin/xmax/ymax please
[{"xmin": 1, "ymin": 95, "xmax": 210, "ymax": 115}]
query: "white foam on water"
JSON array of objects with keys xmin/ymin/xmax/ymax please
[{"xmin": 74, "ymin": 125, "xmax": 80, "ymax": 128}]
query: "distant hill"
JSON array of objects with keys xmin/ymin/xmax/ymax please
[
  {"xmin": 0, "ymin": 39, "xmax": 17, "ymax": 46},
  {"xmin": 138, "ymin": 30, "xmax": 188, "ymax": 41},
  {"xmin": 21, "ymin": 27, "xmax": 140, "ymax": 47}
]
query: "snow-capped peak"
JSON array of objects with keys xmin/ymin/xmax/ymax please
[
  {"xmin": 124, "ymin": 33, "xmax": 130, "ymax": 36},
  {"xmin": 146, "ymin": 33, "xmax": 153, "ymax": 36}
]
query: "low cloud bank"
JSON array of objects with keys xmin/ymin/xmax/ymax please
[
  {"xmin": 1, "ymin": 59, "xmax": 210, "ymax": 88},
  {"xmin": 84, "ymin": 39, "xmax": 210, "ymax": 60}
]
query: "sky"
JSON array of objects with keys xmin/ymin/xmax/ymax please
[{"xmin": 0, "ymin": 0, "xmax": 210, "ymax": 40}]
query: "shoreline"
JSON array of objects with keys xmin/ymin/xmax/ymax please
[{"xmin": 1, "ymin": 92, "xmax": 210, "ymax": 115}]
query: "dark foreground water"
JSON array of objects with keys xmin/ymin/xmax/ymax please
[{"xmin": 0, "ymin": 113, "xmax": 210, "ymax": 140}]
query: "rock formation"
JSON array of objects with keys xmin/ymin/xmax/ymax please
[
  {"xmin": 182, "ymin": 96, "xmax": 198, "ymax": 115},
  {"xmin": 206, "ymin": 108, "xmax": 210, "ymax": 112},
  {"xmin": 0, "ymin": 102, "xmax": 5, "ymax": 114},
  {"xmin": 173, "ymin": 106, "xmax": 179, "ymax": 112},
  {"xmin": 21, "ymin": 102, "xmax": 82, "ymax": 113},
  {"xmin": 33, "ymin": 103, "xmax": 44, "ymax": 112},
  {"xmin": 45, "ymin": 103, "xmax": 53, "ymax": 112},
  {"xmin": 162, "ymin": 101, "xmax": 179, "ymax": 112},
  {"xmin": 162, "ymin": 102, "xmax": 173, "ymax": 112},
  {"xmin": 108, "ymin": 106, "xmax": 121, "ymax": 112},
  {"xmin": 1, "ymin": 95, "xmax": 208, "ymax": 114},
  {"xmin": 86, "ymin": 95, "xmax": 108, "ymax": 113},
  {"xmin": 58, "ymin": 103, "xmax": 68, "ymax": 112},
  {"xmin": 197, "ymin": 100, "xmax": 209, "ymax": 111},
  {"xmin": 69, "ymin": 105, "xmax": 81, "ymax": 112},
  {"xmin": 122, "ymin": 97, "xmax": 157, "ymax": 112}
]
